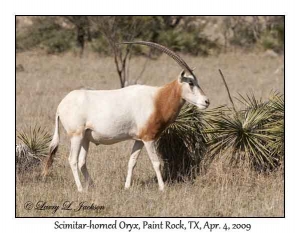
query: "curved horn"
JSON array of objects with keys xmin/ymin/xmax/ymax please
[{"xmin": 118, "ymin": 41, "xmax": 196, "ymax": 78}]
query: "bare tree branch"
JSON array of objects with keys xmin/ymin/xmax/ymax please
[
  {"xmin": 218, "ymin": 69, "xmax": 238, "ymax": 115},
  {"xmin": 89, "ymin": 16, "xmax": 151, "ymax": 88}
]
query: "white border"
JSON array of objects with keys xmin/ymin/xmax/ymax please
[{"xmin": 2, "ymin": 0, "xmax": 299, "ymax": 232}]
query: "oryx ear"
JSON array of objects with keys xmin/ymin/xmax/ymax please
[
  {"xmin": 181, "ymin": 70, "xmax": 185, "ymax": 77},
  {"xmin": 179, "ymin": 70, "xmax": 186, "ymax": 83}
]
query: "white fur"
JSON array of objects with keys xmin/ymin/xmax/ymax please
[{"xmin": 58, "ymin": 85, "xmax": 157, "ymax": 143}]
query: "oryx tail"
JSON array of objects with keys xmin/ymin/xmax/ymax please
[{"xmin": 42, "ymin": 113, "xmax": 60, "ymax": 177}]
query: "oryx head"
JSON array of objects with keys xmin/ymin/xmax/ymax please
[
  {"xmin": 178, "ymin": 69, "xmax": 209, "ymax": 109},
  {"xmin": 119, "ymin": 41, "xmax": 210, "ymax": 110}
]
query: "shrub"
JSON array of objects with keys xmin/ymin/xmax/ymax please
[
  {"xmin": 16, "ymin": 125, "xmax": 51, "ymax": 173},
  {"xmin": 40, "ymin": 29, "xmax": 74, "ymax": 54},
  {"xmin": 260, "ymin": 93, "xmax": 284, "ymax": 164},
  {"xmin": 91, "ymin": 35, "xmax": 111, "ymax": 55},
  {"xmin": 259, "ymin": 17, "xmax": 284, "ymax": 53},
  {"xmin": 156, "ymin": 104, "xmax": 206, "ymax": 182},
  {"xmin": 158, "ymin": 29, "xmax": 219, "ymax": 56},
  {"xmin": 16, "ymin": 16, "xmax": 75, "ymax": 54},
  {"xmin": 203, "ymin": 93, "xmax": 284, "ymax": 171},
  {"xmin": 222, "ymin": 16, "xmax": 284, "ymax": 53},
  {"xmin": 17, "ymin": 16, "xmax": 220, "ymax": 56}
]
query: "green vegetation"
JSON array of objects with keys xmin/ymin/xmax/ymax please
[
  {"xmin": 156, "ymin": 104, "xmax": 206, "ymax": 182},
  {"xmin": 203, "ymin": 93, "xmax": 284, "ymax": 171},
  {"xmin": 222, "ymin": 16, "xmax": 284, "ymax": 52},
  {"xmin": 16, "ymin": 125, "xmax": 51, "ymax": 173},
  {"xmin": 16, "ymin": 17, "xmax": 75, "ymax": 54},
  {"xmin": 16, "ymin": 16, "xmax": 284, "ymax": 55}
]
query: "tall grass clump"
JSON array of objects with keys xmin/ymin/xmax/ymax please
[{"xmin": 16, "ymin": 125, "xmax": 51, "ymax": 173}]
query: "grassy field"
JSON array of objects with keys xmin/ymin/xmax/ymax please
[{"xmin": 16, "ymin": 51, "xmax": 284, "ymax": 217}]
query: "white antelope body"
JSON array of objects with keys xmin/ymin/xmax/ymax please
[{"xmin": 43, "ymin": 41, "xmax": 209, "ymax": 192}]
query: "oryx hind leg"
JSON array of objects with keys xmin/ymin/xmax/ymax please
[
  {"xmin": 78, "ymin": 137, "xmax": 94, "ymax": 191},
  {"xmin": 125, "ymin": 140, "xmax": 144, "ymax": 189},
  {"xmin": 69, "ymin": 135, "xmax": 84, "ymax": 192},
  {"xmin": 143, "ymin": 140, "xmax": 164, "ymax": 191}
]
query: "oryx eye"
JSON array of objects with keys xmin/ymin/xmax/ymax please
[{"xmin": 188, "ymin": 81, "xmax": 194, "ymax": 87}]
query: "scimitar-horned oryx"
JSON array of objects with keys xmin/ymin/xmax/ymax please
[{"xmin": 42, "ymin": 41, "xmax": 210, "ymax": 192}]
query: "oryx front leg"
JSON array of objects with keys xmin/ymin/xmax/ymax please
[
  {"xmin": 69, "ymin": 136, "xmax": 84, "ymax": 192},
  {"xmin": 78, "ymin": 137, "xmax": 94, "ymax": 191},
  {"xmin": 144, "ymin": 141, "xmax": 164, "ymax": 191},
  {"xmin": 125, "ymin": 140, "xmax": 144, "ymax": 189}
]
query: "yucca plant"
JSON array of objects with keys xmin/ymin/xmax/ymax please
[
  {"xmin": 16, "ymin": 125, "xmax": 52, "ymax": 173},
  {"xmin": 264, "ymin": 93, "xmax": 284, "ymax": 164},
  {"xmin": 156, "ymin": 104, "xmax": 207, "ymax": 182},
  {"xmin": 202, "ymin": 70, "xmax": 284, "ymax": 171},
  {"xmin": 204, "ymin": 102, "xmax": 276, "ymax": 170},
  {"xmin": 237, "ymin": 92, "xmax": 284, "ymax": 163}
]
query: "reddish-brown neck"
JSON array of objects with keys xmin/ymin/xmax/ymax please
[{"xmin": 138, "ymin": 80, "xmax": 184, "ymax": 141}]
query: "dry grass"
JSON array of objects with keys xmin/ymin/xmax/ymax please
[{"xmin": 16, "ymin": 51, "xmax": 284, "ymax": 217}]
